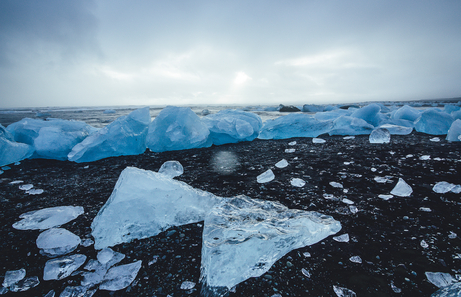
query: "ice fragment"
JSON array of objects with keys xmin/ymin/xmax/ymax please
[
  {"xmin": 13, "ymin": 206, "xmax": 84, "ymax": 230},
  {"xmin": 433, "ymin": 182, "xmax": 456, "ymax": 194},
  {"xmin": 421, "ymin": 240, "xmax": 429, "ymax": 249},
  {"xmin": 158, "ymin": 161, "xmax": 183, "ymax": 178},
  {"xmin": 60, "ymin": 286, "xmax": 97, "ymax": 297},
  {"xmin": 431, "ymin": 282, "xmax": 461, "ymax": 297},
  {"xmin": 290, "ymin": 178, "xmax": 305, "ymax": 187},
  {"xmin": 257, "ymin": 169, "xmax": 275, "ymax": 183},
  {"xmin": 43, "ymin": 254, "xmax": 87, "ymax": 280},
  {"xmin": 180, "ymin": 281, "xmax": 196, "ymax": 290},
  {"xmin": 99, "ymin": 260, "xmax": 142, "ymax": 291},
  {"xmin": 369, "ymin": 128, "xmax": 391, "ymax": 144},
  {"xmin": 285, "ymin": 148, "xmax": 295, "ymax": 153},
  {"xmin": 27, "ymin": 189, "xmax": 44, "ymax": 195},
  {"xmin": 425, "ymin": 272, "xmax": 457, "ymax": 288},
  {"xmin": 36, "ymin": 228, "xmax": 81, "ymax": 257},
  {"xmin": 333, "ymin": 234, "xmax": 350, "ymax": 243},
  {"xmin": 390, "ymin": 178, "xmax": 412, "ymax": 197},
  {"xmin": 275, "ymin": 159, "xmax": 288, "ymax": 168},
  {"xmin": 9, "ymin": 276, "xmax": 39, "ymax": 292},
  {"xmin": 301, "ymin": 268, "xmax": 311, "ymax": 278},
  {"xmin": 19, "ymin": 184, "xmax": 33, "ymax": 191},
  {"xmin": 333, "ymin": 285, "xmax": 357, "ymax": 297},
  {"xmin": 329, "ymin": 182, "xmax": 343, "ymax": 188},
  {"xmin": 2, "ymin": 268, "xmax": 26, "ymax": 288},
  {"xmin": 349, "ymin": 256, "xmax": 362, "ymax": 263},
  {"xmin": 448, "ymin": 232, "xmax": 457, "ymax": 239},
  {"xmin": 313, "ymin": 138, "xmax": 326, "ymax": 143},
  {"xmin": 379, "ymin": 194, "xmax": 394, "ymax": 200}
]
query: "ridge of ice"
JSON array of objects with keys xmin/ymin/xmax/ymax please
[{"xmin": 13, "ymin": 206, "xmax": 84, "ymax": 230}]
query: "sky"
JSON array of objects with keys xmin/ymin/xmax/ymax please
[{"xmin": 0, "ymin": 0, "xmax": 460, "ymax": 108}]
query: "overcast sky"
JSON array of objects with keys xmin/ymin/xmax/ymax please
[{"xmin": 1, "ymin": 0, "xmax": 460, "ymax": 108}]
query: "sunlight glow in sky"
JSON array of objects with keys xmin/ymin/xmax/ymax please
[{"xmin": 1, "ymin": 0, "xmax": 460, "ymax": 108}]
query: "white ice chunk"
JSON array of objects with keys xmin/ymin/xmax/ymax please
[
  {"xmin": 421, "ymin": 240, "xmax": 429, "ymax": 248},
  {"xmin": 420, "ymin": 155, "xmax": 431, "ymax": 160},
  {"xmin": 313, "ymin": 138, "xmax": 326, "ymax": 143},
  {"xmin": 301, "ymin": 268, "xmax": 311, "ymax": 278},
  {"xmin": 0, "ymin": 137, "xmax": 33, "ymax": 167},
  {"xmin": 91, "ymin": 167, "xmax": 222, "ymax": 249},
  {"xmin": 433, "ymin": 182, "xmax": 456, "ymax": 193},
  {"xmin": 259, "ymin": 114, "xmax": 332, "ymax": 139},
  {"xmin": 158, "ymin": 160, "xmax": 184, "ymax": 178},
  {"xmin": 97, "ymin": 248, "xmax": 116, "ymax": 264},
  {"xmin": 390, "ymin": 178, "xmax": 412, "ymax": 197},
  {"xmin": 349, "ymin": 256, "xmax": 362, "ymax": 263},
  {"xmin": 9, "ymin": 276, "xmax": 39, "ymax": 292},
  {"xmin": 415, "ymin": 109, "xmax": 454, "ymax": 135},
  {"xmin": 448, "ymin": 231, "xmax": 457, "ymax": 239},
  {"xmin": 291, "ymin": 178, "xmax": 306, "ymax": 187},
  {"xmin": 13, "ymin": 206, "xmax": 84, "ymax": 230},
  {"xmin": 333, "ymin": 285, "xmax": 357, "ymax": 297},
  {"xmin": 288, "ymin": 141, "xmax": 297, "ymax": 145},
  {"xmin": 19, "ymin": 184, "xmax": 33, "ymax": 191},
  {"xmin": 257, "ymin": 169, "xmax": 275, "ymax": 183},
  {"xmin": 27, "ymin": 189, "xmax": 44, "ymax": 195},
  {"xmin": 329, "ymin": 182, "xmax": 343, "ymax": 188},
  {"xmin": 2, "ymin": 268, "xmax": 26, "ymax": 288},
  {"xmin": 200, "ymin": 196, "xmax": 341, "ymax": 294},
  {"xmin": 275, "ymin": 159, "xmax": 289, "ymax": 168},
  {"xmin": 342, "ymin": 198, "xmax": 354, "ymax": 205},
  {"xmin": 349, "ymin": 206, "xmax": 359, "ymax": 214},
  {"xmin": 99, "ymin": 260, "xmax": 142, "ymax": 291},
  {"xmin": 379, "ymin": 194, "xmax": 394, "ymax": 200},
  {"xmin": 36, "ymin": 228, "xmax": 81, "ymax": 257},
  {"xmin": 374, "ymin": 176, "xmax": 390, "ymax": 183},
  {"xmin": 180, "ymin": 281, "xmax": 196, "ymax": 290},
  {"xmin": 369, "ymin": 128, "xmax": 390, "ymax": 144},
  {"xmin": 146, "ymin": 106, "xmax": 210, "ymax": 152},
  {"xmin": 343, "ymin": 136, "xmax": 355, "ymax": 140},
  {"xmin": 333, "ymin": 234, "xmax": 350, "ymax": 243},
  {"xmin": 43, "ymin": 254, "xmax": 87, "ymax": 280},
  {"xmin": 425, "ymin": 272, "xmax": 457, "ymax": 288},
  {"xmin": 285, "ymin": 148, "xmax": 295, "ymax": 153}
]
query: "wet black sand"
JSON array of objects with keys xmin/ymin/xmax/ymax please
[{"xmin": 1, "ymin": 133, "xmax": 460, "ymax": 296}]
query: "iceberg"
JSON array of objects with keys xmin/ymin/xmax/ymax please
[
  {"xmin": 146, "ymin": 106, "xmax": 210, "ymax": 152},
  {"xmin": 12, "ymin": 206, "xmax": 84, "ymax": 230},
  {"xmin": 0, "ymin": 137, "xmax": 34, "ymax": 167},
  {"xmin": 99, "ymin": 260, "xmax": 142, "ymax": 291},
  {"xmin": 43, "ymin": 254, "xmax": 87, "ymax": 280},
  {"xmin": 91, "ymin": 167, "xmax": 222, "ymax": 249},
  {"xmin": 200, "ymin": 196, "xmax": 341, "ymax": 295},
  {"xmin": 258, "ymin": 114, "xmax": 332, "ymax": 139},
  {"xmin": 414, "ymin": 109, "xmax": 454, "ymax": 135},
  {"xmin": 369, "ymin": 128, "xmax": 391, "ymax": 144},
  {"xmin": 329, "ymin": 116, "xmax": 374, "ymax": 136},
  {"xmin": 202, "ymin": 109, "xmax": 262, "ymax": 145},
  {"xmin": 68, "ymin": 107, "xmax": 150, "ymax": 162},
  {"xmin": 390, "ymin": 178, "xmax": 413, "ymax": 197},
  {"xmin": 158, "ymin": 160, "xmax": 184, "ymax": 178},
  {"xmin": 446, "ymin": 119, "xmax": 461, "ymax": 141},
  {"xmin": 350, "ymin": 103, "xmax": 382, "ymax": 127},
  {"xmin": 392, "ymin": 105, "xmax": 421, "ymax": 122},
  {"xmin": 36, "ymin": 228, "xmax": 81, "ymax": 257}
]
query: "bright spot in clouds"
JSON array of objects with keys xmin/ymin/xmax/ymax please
[{"xmin": 233, "ymin": 72, "xmax": 252, "ymax": 86}]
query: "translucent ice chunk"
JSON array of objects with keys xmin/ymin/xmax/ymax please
[
  {"xmin": 379, "ymin": 194, "xmax": 394, "ymax": 200},
  {"xmin": 430, "ymin": 137, "xmax": 441, "ymax": 142},
  {"xmin": 275, "ymin": 159, "xmax": 289, "ymax": 168},
  {"xmin": 378, "ymin": 124, "xmax": 412, "ymax": 135},
  {"xmin": 91, "ymin": 167, "xmax": 222, "ymax": 249},
  {"xmin": 374, "ymin": 176, "xmax": 390, "ymax": 183},
  {"xmin": 60, "ymin": 286, "xmax": 97, "ymax": 297},
  {"xmin": 19, "ymin": 184, "xmax": 33, "ymax": 191},
  {"xmin": 329, "ymin": 182, "xmax": 343, "ymax": 188},
  {"xmin": 425, "ymin": 272, "xmax": 457, "ymax": 288},
  {"xmin": 43, "ymin": 254, "xmax": 87, "ymax": 280},
  {"xmin": 301, "ymin": 268, "xmax": 311, "ymax": 278},
  {"xmin": 97, "ymin": 248, "xmax": 116, "ymax": 264},
  {"xmin": 36, "ymin": 228, "xmax": 81, "ymax": 257},
  {"xmin": 313, "ymin": 138, "xmax": 326, "ymax": 143},
  {"xmin": 257, "ymin": 169, "xmax": 275, "ymax": 183},
  {"xmin": 2, "ymin": 268, "xmax": 26, "ymax": 287},
  {"xmin": 285, "ymin": 148, "xmax": 295, "ymax": 153},
  {"xmin": 158, "ymin": 161, "xmax": 184, "ymax": 178},
  {"xmin": 333, "ymin": 234, "xmax": 350, "ymax": 243},
  {"xmin": 99, "ymin": 260, "xmax": 142, "ymax": 291},
  {"xmin": 333, "ymin": 285, "xmax": 357, "ymax": 297},
  {"xmin": 369, "ymin": 128, "xmax": 391, "ymax": 144},
  {"xmin": 81, "ymin": 250, "xmax": 125, "ymax": 287},
  {"xmin": 415, "ymin": 109, "xmax": 454, "ymax": 135},
  {"xmin": 390, "ymin": 178, "xmax": 412, "ymax": 197},
  {"xmin": 349, "ymin": 256, "xmax": 362, "ymax": 263},
  {"xmin": 288, "ymin": 141, "xmax": 297, "ymax": 145},
  {"xmin": 448, "ymin": 231, "xmax": 457, "ymax": 239},
  {"xmin": 421, "ymin": 240, "xmax": 429, "ymax": 249},
  {"xmin": 13, "ymin": 206, "xmax": 84, "ymax": 230},
  {"xmin": 9, "ymin": 276, "xmax": 40, "ymax": 292},
  {"xmin": 291, "ymin": 178, "xmax": 306, "ymax": 187},
  {"xmin": 433, "ymin": 182, "xmax": 456, "ymax": 194},
  {"xmin": 431, "ymin": 282, "xmax": 461, "ymax": 297},
  {"xmin": 447, "ymin": 119, "xmax": 461, "ymax": 141},
  {"xmin": 349, "ymin": 206, "xmax": 359, "ymax": 214},
  {"xmin": 200, "ymin": 196, "xmax": 341, "ymax": 293},
  {"xmin": 180, "ymin": 281, "xmax": 196, "ymax": 290},
  {"xmin": 27, "ymin": 189, "xmax": 44, "ymax": 195},
  {"xmin": 342, "ymin": 198, "xmax": 354, "ymax": 205}
]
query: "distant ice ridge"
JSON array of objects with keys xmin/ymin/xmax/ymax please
[
  {"xmin": 200, "ymin": 195, "xmax": 341, "ymax": 296},
  {"xmin": 6, "ymin": 118, "xmax": 96, "ymax": 161},
  {"xmin": 68, "ymin": 107, "xmax": 150, "ymax": 163},
  {"xmin": 202, "ymin": 109, "xmax": 262, "ymax": 145},
  {"xmin": 91, "ymin": 167, "xmax": 223, "ymax": 249},
  {"xmin": 146, "ymin": 106, "xmax": 211, "ymax": 152}
]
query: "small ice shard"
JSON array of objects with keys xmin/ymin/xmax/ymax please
[
  {"xmin": 323, "ymin": 193, "xmax": 337, "ymax": 200},
  {"xmin": 448, "ymin": 231, "xmax": 457, "ymax": 239},
  {"xmin": 374, "ymin": 176, "xmax": 390, "ymax": 183},
  {"xmin": 91, "ymin": 167, "xmax": 222, "ymax": 249},
  {"xmin": 369, "ymin": 128, "xmax": 391, "ymax": 144},
  {"xmin": 13, "ymin": 206, "xmax": 84, "ymax": 230},
  {"xmin": 291, "ymin": 178, "xmax": 306, "ymax": 187},
  {"xmin": 433, "ymin": 182, "xmax": 456, "ymax": 194},
  {"xmin": 257, "ymin": 169, "xmax": 275, "ymax": 183},
  {"xmin": 333, "ymin": 234, "xmax": 350, "ymax": 243},
  {"xmin": 99, "ymin": 260, "xmax": 142, "ymax": 291},
  {"xmin": 9, "ymin": 180, "xmax": 23, "ymax": 184},
  {"xmin": 379, "ymin": 194, "xmax": 394, "ymax": 200},
  {"xmin": 60, "ymin": 286, "xmax": 97, "ymax": 297},
  {"xmin": 43, "ymin": 289, "xmax": 55, "ymax": 297},
  {"xmin": 420, "ymin": 155, "xmax": 431, "ymax": 160},
  {"xmin": 288, "ymin": 141, "xmax": 297, "ymax": 145},
  {"xmin": 390, "ymin": 178, "xmax": 412, "ymax": 197},
  {"xmin": 451, "ymin": 185, "xmax": 461, "ymax": 194},
  {"xmin": 431, "ymin": 137, "xmax": 441, "ymax": 142},
  {"xmin": 431, "ymin": 282, "xmax": 461, "ymax": 297},
  {"xmin": 200, "ymin": 196, "xmax": 341, "ymax": 294},
  {"xmin": 419, "ymin": 207, "xmax": 432, "ymax": 212},
  {"xmin": 19, "ymin": 184, "xmax": 33, "ymax": 191},
  {"xmin": 425, "ymin": 272, "xmax": 457, "ymax": 288},
  {"xmin": 301, "ymin": 268, "xmax": 311, "ymax": 278},
  {"xmin": 349, "ymin": 256, "xmax": 362, "ymax": 264},
  {"xmin": 342, "ymin": 198, "xmax": 354, "ymax": 205},
  {"xmin": 371, "ymin": 168, "xmax": 377, "ymax": 172},
  {"xmin": 329, "ymin": 181, "xmax": 343, "ymax": 188},
  {"xmin": 303, "ymin": 252, "xmax": 311, "ymax": 258},
  {"xmin": 43, "ymin": 254, "xmax": 87, "ymax": 280},
  {"xmin": 2, "ymin": 268, "xmax": 26, "ymax": 287},
  {"xmin": 313, "ymin": 138, "xmax": 326, "ymax": 143},
  {"xmin": 285, "ymin": 148, "xmax": 295, "ymax": 153},
  {"xmin": 158, "ymin": 161, "xmax": 184, "ymax": 178},
  {"xmin": 333, "ymin": 285, "xmax": 357, "ymax": 297},
  {"xmin": 27, "ymin": 189, "xmax": 44, "ymax": 195},
  {"xmin": 390, "ymin": 281, "xmax": 402, "ymax": 293},
  {"xmin": 421, "ymin": 240, "xmax": 429, "ymax": 249},
  {"xmin": 9, "ymin": 276, "xmax": 40, "ymax": 292},
  {"xmin": 97, "ymin": 248, "xmax": 116, "ymax": 264},
  {"xmin": 349, "ymin": 206, "xmax": 359, "ymax": 214},
  {"xmin": 180, "ymin": 281, "xmax": 196, "ymax": 290},
  {"xmin": 36, "ymin": 228, "xmax": 81, "ymax": 257},
  {"xmin": 343, "ymin": 136, "xmax": 355, "ymax": 140},
  {"xmin": 275, "ymin": 159, "xmax": 289, "ymax": 168}
]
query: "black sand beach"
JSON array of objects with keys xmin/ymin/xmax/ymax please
[{"xmin": 1, "ymin": 133, "xmax": 460, "ymax": 296}]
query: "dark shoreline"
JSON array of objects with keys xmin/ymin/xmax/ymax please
[{"xmin": 1, "ymin": 133, "xmax": 460, "ymax": 296}]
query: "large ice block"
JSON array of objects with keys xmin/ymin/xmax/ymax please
[
  {"xmin": 200, "ymin": 196, "xmax": 341, "ymax": 295},
  {"xmin": 146, "ymin": 106, "xmax": 211, "ymax": 152},
  {"xmin": 446, "ymin": 119, "xmax": 461, "ymax": 141},
  {"xmin": 329, "ymin": 116, "xmax": 374, "ymax": 136},
  {"xmin": 258, "ymin": 114, "xmax": 333, "ymax": 139},
  {"xmin": 0, "ymin": 137, "xmax": 33, "ymax": 167},
  {"xmin": 91, "ymin": 167, "xmax": 222, "ymax": 249},
  {"xmin": 202, "ymin": 109, "xmax": 262, "ymax": 145},
  {"xmin": 414, "ymin": 109, "xmax": 454, "ymax": 135},
  {"xmin": 350, "ymin": 103, "xmax": 382, "ymax": 127},
  {"xmin": 68, "ymin": 107, "xmax": 150, "ymax": 162},
  {"xmin": 392, "ymin": 105, "xmax": 421, "ymax": 122}
]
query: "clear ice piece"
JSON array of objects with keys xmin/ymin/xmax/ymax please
[
  {"xmin": 0, "ymin": 137, "xmax": 33, "ymax": 167},
  {"xmin": 425, "ymin": 272, "xmax": 457, "ymax": 288},
  {"xmin": 301, "ymin": 268, "xmax": 311, "ymax": 278},
  {"xmin": 333, "ymin": 285, "xmax": 357, "ymax": 297},
  {"xmin": 414, "ymin": 108, "xmax": 454, "ymax": 135},
  {"xmin": 433, "ymin": 182, "xmax": 456, "ymax": 194},
  {"xmin": 313, "ymin": 138, "xmax": 326, "ymax": 143},
  {"xmin": 369, "ymin": 128, "xmax": 391, "ymax": 144},
  {"xmin": 390, "ymin": 178, "xmax": 412, "ymax": 197},
  {"xmin": 285, "ymin": 148, "xmax": 295, "ymax": 153},
  {"xmin": 19, "ymin": 184, "xmax": 33, "ymax": 191},
  {"xmin": 333, "ymin": 234, "xmax": 350, "ymax": 243},
  {"xmin": 26, "ymin": 189, "xmax": 44, "ymax": 195},
  {"xmin": 13, "ymin": 206, "xmax": 84, "ymax": 230},
  {"xmin": 200, "ymin": 196, "xmax": 341, "ymax": 292},
  {"xmin": 349, "ymin": 256, "xmax": 362, "ymax": 264},
  {"xmin": 97, "ymin": 248, "xmax": 116, "ymax": 264},
  {"xmin": 291, "ymin": 178, "xmax": 306, "ymax": 187},
  {"xmin": 378, "ymin": 194, "xmax": 394, "ymax": 200},
  {"xmin": 43, "ymin": 254, "xmax": 87, "ymax": 280},
  {"xmin": 421, "ymin": 240, "xmax": 429, "ymax": 249},
  {"xmin": 99, "ymin": 261, "xmax": 142, "ymax": 291},
  {"xmin": 9, "ymin": 276, "xmax": 40, "ymax": 292},
  {"xmin": 2, "ymin": 268, "xmax": 26, "ymax": 287},
  {"xmin": 158, "ymin": 161, "xmax": 184, "ymax": 178},
  {"xmin": 257, "ymin": 169, "xmax": 275, "ymax": 183},
  {"xmin": 329, "ymin": 182, "xmax": 343, "ymax": 188},
  {"xmin": 180, "ymin": 281, "xmax": 196, "ymax": 290},
  {"xmin": 36, "ymin": 228, "xmax": 81, "ymax": 257},
  {"xmin": 275, "ymin": 159, "xmax": 289, "ymax": 168}
]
